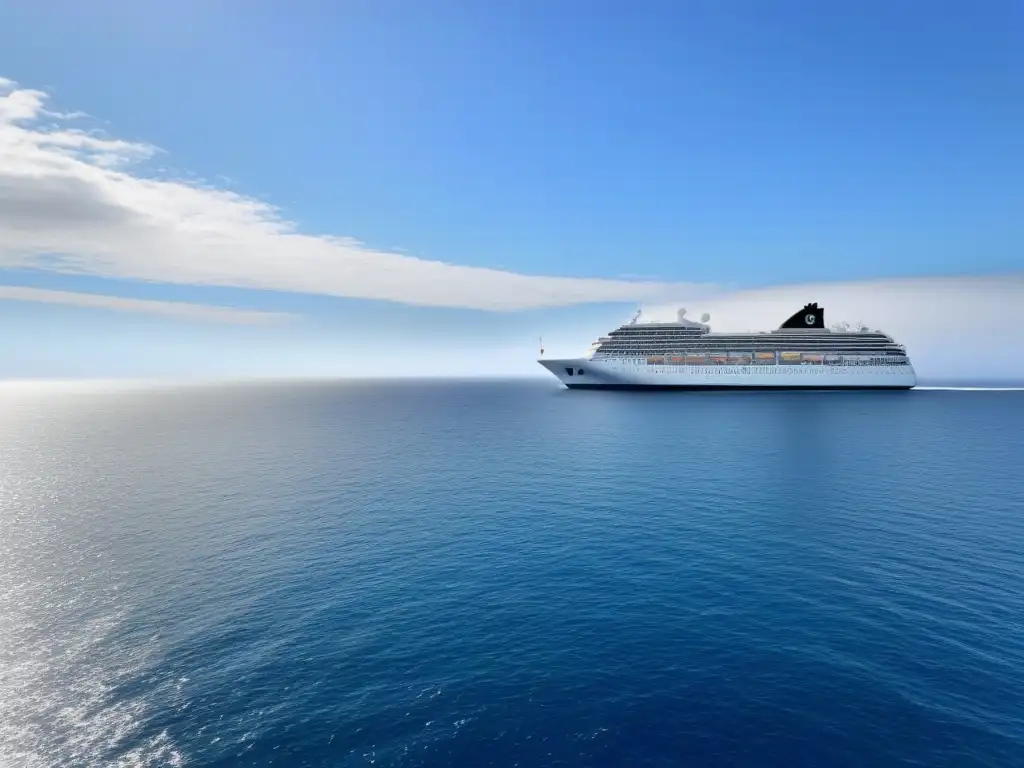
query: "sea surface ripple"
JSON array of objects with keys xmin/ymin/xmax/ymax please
[{"xmin": 1, "ymin": 379, "xmax": 1023, "ymax": 767}]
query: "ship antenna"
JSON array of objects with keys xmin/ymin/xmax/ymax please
[{"xmin": 539, "ymin": 336, "xmax": 544, "ymax": 357}]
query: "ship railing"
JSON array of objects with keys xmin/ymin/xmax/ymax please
[{"xmin": 597, "ymin": 353, "xmax": 909, "ymax": 367}]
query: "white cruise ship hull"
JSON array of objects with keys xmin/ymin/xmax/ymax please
[{"xmin": 539, "ymin": 358, "xmax": 917, "ymax": 390}]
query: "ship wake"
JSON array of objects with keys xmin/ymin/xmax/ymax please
[{"xmin": 916, "ymin": 386, "xmax": 1024, "ymax": 391}]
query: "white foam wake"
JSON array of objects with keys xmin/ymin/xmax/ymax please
[{"xmin": 915, "ymin": 386, "xmax": 1024, "ymax": 391}]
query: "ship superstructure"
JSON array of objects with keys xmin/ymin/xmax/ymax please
[{"xmin": 538, "ymin": 303, "xmax": 916, "ymax": 390}]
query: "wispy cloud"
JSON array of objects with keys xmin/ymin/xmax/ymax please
[
  {"xmin": 0, "ymin": 77, "xmax": 712, "ymax": 312},
  {"xmin": 0, "ymin": 285, "xmax": 292, "ymax": 324}
]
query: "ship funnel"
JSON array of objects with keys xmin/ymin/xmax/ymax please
[
  {"xmin": 676, "ymin": 308, "xmax": 688, "ymax": 323},
  {"xmin": 780, "ymin": 302, "xmax": 825, "ymax": 329}
]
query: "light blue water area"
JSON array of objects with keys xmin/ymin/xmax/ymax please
[{"xmin": 1, "ymin": 379, "xmax": 1023, "ymax": 767}]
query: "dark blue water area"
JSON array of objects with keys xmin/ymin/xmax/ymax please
[{"xmin": 2, "ymin": 379, "xmax": 1023, "ymax": 767}]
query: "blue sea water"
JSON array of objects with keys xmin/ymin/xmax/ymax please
[{"xmin": 1, "ymin": 379, "xmax": 1023, "ymax": 768}]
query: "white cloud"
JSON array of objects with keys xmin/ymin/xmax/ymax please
[
  {"xmin": 642, "ymin": 274, "xmax": 1024, "ymax": 378},
  {"xmin": 0, "ymin": 285, "xmax": 291, "ymax": 324},
  {"xmin": 642, "ymin": 274, "xmax": 1020, "ymax": 332},
  {"xmin": 0, "ymin": 77, "xmax": 711, "ymax": 311}
]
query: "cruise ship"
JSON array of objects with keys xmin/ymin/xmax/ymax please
[{"xmin": 538, "ymin": 303, "xmax": 916, "ymax": 390}]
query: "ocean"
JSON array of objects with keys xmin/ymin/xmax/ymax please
[{"xmin": 1, "ymin": 379, "xmax": 1023, "ymax": 768}]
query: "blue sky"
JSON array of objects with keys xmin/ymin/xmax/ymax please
[{"xmin": 0, "ymin": 0, "xmax": 1021, "ymax": 378}]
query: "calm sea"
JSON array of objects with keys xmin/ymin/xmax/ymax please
[{"xmin": 2, "ymin": 379, "xmax": 1023, "ymax": 768}]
